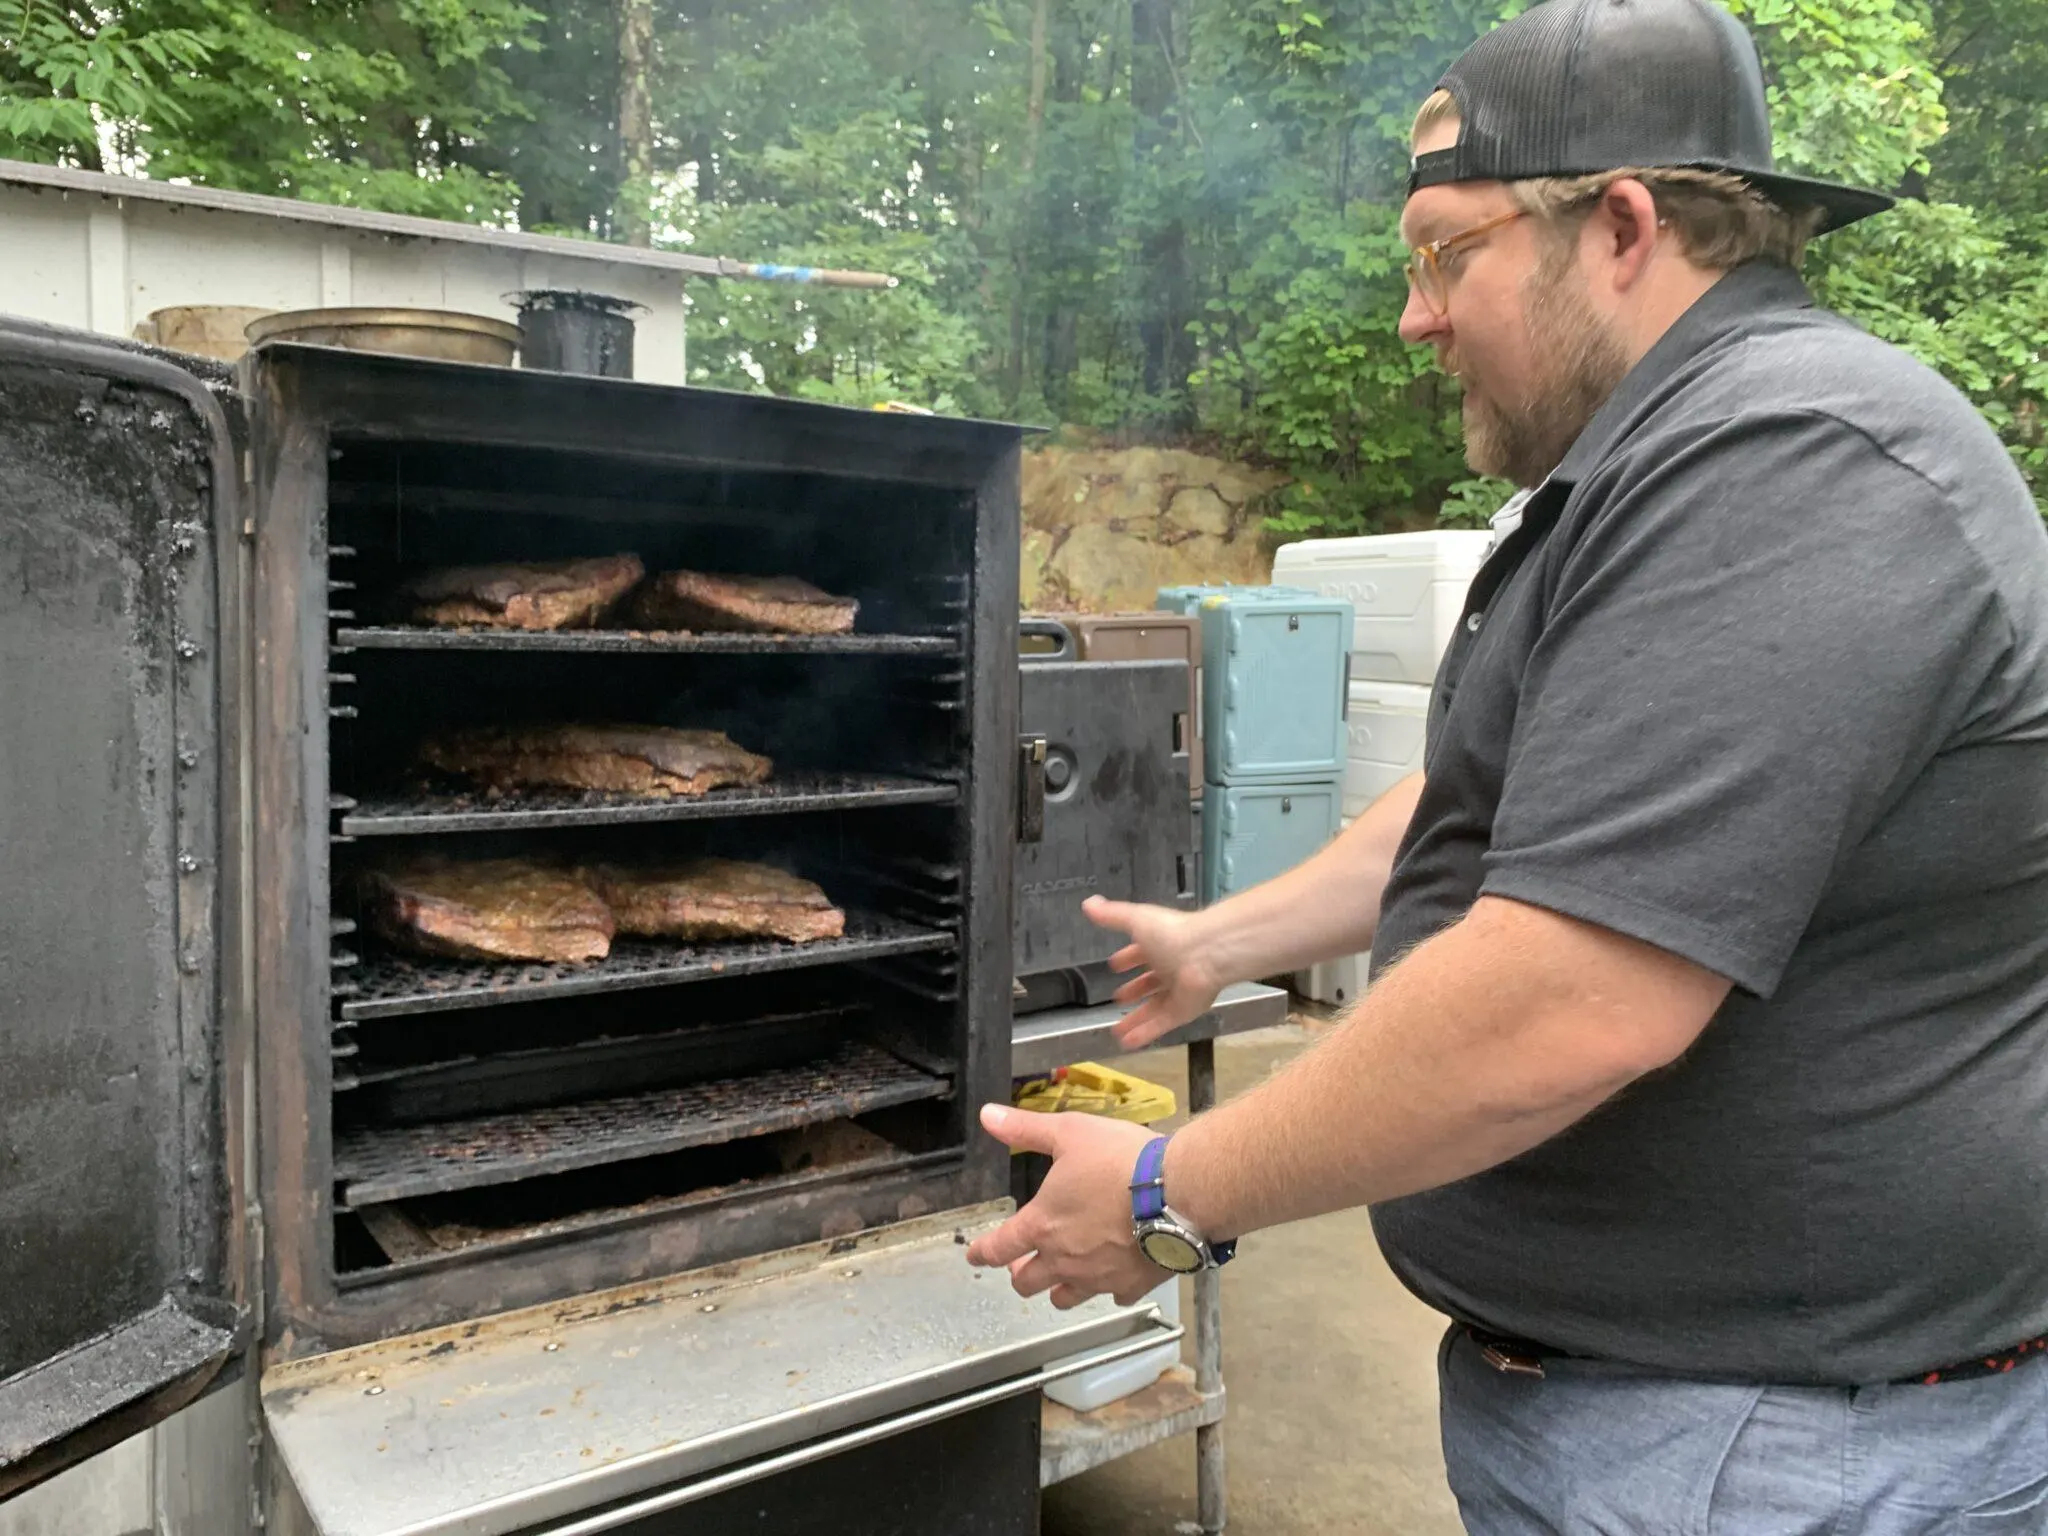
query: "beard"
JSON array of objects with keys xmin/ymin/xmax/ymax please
[{"xmin": 1457, "ymin": 239, "xmax": 1631, "ymax": 488}]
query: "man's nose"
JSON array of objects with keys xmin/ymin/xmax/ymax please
[{"xmin": 1398, "ymin": 288, "xmax": 1448, "ymax": 348}]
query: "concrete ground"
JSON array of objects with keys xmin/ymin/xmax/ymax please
[{"xmin": 1040, "ymin": 1023, "xmax": 1466, "ymax": 1536}]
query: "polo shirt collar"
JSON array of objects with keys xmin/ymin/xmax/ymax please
[{"xmin": 1551, "ymin": 259, "xmax": 1814, "ymax": 487}]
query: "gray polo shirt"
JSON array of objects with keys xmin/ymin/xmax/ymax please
[{"xmin": 1368, "ymin": 259, "xmax": 2048, "ymax": 1385}]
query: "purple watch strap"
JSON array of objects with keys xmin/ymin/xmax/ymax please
[{"xmin": 1130, "ymin": 1135, "xmax": 1169, "ymax": 1222}]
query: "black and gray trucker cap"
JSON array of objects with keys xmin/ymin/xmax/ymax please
[{"xmin": 1408, "ymin": 0, "xmax": 1894, "ymax": 233}]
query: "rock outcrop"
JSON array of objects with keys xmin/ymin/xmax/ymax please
[{"xmin": 1020, "ymin": 443, "xmax": 1286, "ymax": 612}]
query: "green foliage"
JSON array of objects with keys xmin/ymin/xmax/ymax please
[
  {"xmin": 1779, "ymin": 0, "xmax": 2048, "ymax": 509},
  {"xmin": 2, "ymin": 0, "xmax": 538, "ymax": 219},
  {"xmin": 675, "ymin": 111, "xmax": 984, "ymax": 411},
  {"xmin": 1726, "ymin": 0, "xmax": 1947, "ymax": 190},
  {"xmin": 2, "ymin": 0, "xmax": 2042, "ymax": 518},
  {"xmin": 0, "ymin": 0, "xmax": 210, "ymax": 165},
  {"xmin": 1437, "ymin": 474, "xmax": 1518, "ymax": 528}
]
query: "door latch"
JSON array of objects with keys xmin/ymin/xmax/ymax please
[{"xmin": 1018, "ymin": 734, "xmax": 1048, "ymax": 843}]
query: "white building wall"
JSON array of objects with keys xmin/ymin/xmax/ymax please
[{"xmin": 0, "ymin": 182, "xmax": 689, "ymax": 383}]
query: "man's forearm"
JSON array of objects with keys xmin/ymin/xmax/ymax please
[
  {"xmin": 1190, "ymin": 771, "xmax": 1423, "ymax": 986},
  {"xmin": 1165, "ymin": 896, "xmax": 1728, "ymax": 1240}
]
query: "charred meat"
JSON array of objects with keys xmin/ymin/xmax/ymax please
[
  {"xmin": 399, "ymin": 554, "xmax": 645, "ymax": 631},
  {"xmin": 361, "ymin": 859, "xmax": 615, "ymax": 963},
  {"xmin": 418, "ymin": 724, "xmax": 773, "ymax": 798},
  {"xmin": 629, "ymin": 570, "xmax": 859, "ymax": 636},
  {"xmin": 590, "ymin": 859, "xmax": 847, "ymax": 944}
]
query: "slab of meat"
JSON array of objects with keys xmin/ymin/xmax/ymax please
[
  {"xmin": 629, "ymin": 570, "xmax": 858, "ymax": 636},
  {"xmin": 361, "ymin": 859, "xmax": 615, "ymax": 963},
  {"xmin": 590, "ymin": 859, "xmax": 847, "ymax": 944},
  {"xmin": 399, "ymin": 554, "xmax": 644, "ymax": 630},
  {"xmin": 418, "ymin": 724, "xmax": 772, "ymax": 798}
]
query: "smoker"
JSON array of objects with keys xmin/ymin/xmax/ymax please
[{"xmin": 0, "ymin": 318, "xmax": 1175, "ymax": 1534}]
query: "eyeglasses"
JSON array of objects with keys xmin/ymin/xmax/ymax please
[{"xmin": 1405, "ymin": 209, "xmax": 1528, "ymax": 316}]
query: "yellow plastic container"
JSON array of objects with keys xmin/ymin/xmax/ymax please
[{"xmin": 1011, "ymin": 1062, "xmax": 1177, "ymax": 1125}]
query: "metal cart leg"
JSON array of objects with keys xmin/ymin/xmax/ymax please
[{"xmin": 1188, "ymin": 1038, "xmax": 1226, "ymax": 1534}]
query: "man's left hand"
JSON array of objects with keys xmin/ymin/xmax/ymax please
[{"xmin": 964, "ymin": 1104, "xmax": 1168, "ymax": 1308}]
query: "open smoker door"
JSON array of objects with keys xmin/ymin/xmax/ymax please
[
  {"xmin": 262, "ymin": 1205, "xmax": 1177, "ymax": 1536},
  {"xmin": 0, "ymin": 321, "xmax": 246, "ymax": 1499}
]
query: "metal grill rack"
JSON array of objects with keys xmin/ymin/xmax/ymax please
[
  {"xmin": 331, "ymin": 1004, "xmax": 861, "ymax": 1113},
  {"xmin": 334, "ymin": 625, "xmax": 958, "ymax": 657},
  {"xmin": 332, "ymin": 1041, "xmax": 951, "ymax": 1205},
  {"xmin": 338, "ymin": 916, "xmax": 954, "ymax": 1019},
  {"xmin": 340, "ymin": 771, "xmax": 956, "ymax": 836}
]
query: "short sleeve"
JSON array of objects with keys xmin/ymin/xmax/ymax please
[{"xmin": 1480, "ymin": 412, "xmax": 2011, "ymax": 997}]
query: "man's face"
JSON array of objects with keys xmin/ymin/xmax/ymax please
[{"xmin": 1398, "ymin": 124, "xmax": 1630, "ymax": 487}]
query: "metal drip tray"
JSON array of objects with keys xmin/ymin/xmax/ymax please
[
  {"xmin": 333, "ymin": 1040, "xmax": 952, "ymax": 1205},
  {"xmin": 262, "ymin": 1206, "xmax": 1174, "ymax": 1536},
  {"xmin": 339, "ymin": 914, "xmax": 953, "ymax": 1019}
]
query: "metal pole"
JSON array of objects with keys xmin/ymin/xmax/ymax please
[
  {"xmin": 715, "ymin": 258, "xmax": 899, "ymax": 290},
  {"xmin": 1188, "ymin": 1036, "xmax": 1226, "ymax": 1533}
]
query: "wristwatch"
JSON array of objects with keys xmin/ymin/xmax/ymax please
[{"xmin": 1129, "ymin": 1134, "xmax": 1236, "ymax": 1274}]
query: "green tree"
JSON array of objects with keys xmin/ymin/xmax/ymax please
[
  {"xmin": 0, "ymin": 0, "xmax": 210, "ymax": 168},
  {"xmin": 1, "ymin": 0, "xmax": 2041, "ymax": 512},
  {"xmin": 2, "ymin": 0, "xmax": 541, "ymax": 220}
]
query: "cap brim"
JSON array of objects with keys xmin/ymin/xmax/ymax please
[
  {"xmin": 1406, "ymin": 150, "xmax": 1896, "ymax": 235},
  {"xmin": 1732, "ymin": 169, "xmax": 1895, "ymax": 234}
]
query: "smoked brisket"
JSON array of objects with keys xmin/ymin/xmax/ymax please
[
  {"xmin": 629, "ymin": 570, "xmax": 859, "ymax": 636},
  {"xmin": 399, "ymin": 554, "xmax": 645, "ymax": 631},
  {"xmin": 590, "ymin": 859, "xmax": 847, "ymax": 944},
  {"xmin": 361, "ymin": 859, "xmax": 615, "ymax": 964},
  {"xmin": 417, "ymin": 724, "xmax": 773, "ymax": 798}
]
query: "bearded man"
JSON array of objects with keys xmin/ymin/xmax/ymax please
[{"xmin": 968, "ymin": 0, "xmax": 2048, "ymax": 1526}]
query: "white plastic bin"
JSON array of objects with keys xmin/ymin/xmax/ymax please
[
  {"xmin": 1344, "ymin": 680, "xmax": 1430, "ymax": 821},
  {"xmin": 1272, "ymin": 530, "xmax": 1492, "ymax": 686},
  {"xmin": 1295, "ymin": 950, "xmax": 1370, "ymax": 1007},
  {"xmin": 1042, "ymin": 1274, "xmax": 1182, "ymax": 1411}
]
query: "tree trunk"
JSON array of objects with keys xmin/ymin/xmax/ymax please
[
  {"xmin": 1025, "ymin": 0, "xmax": 1050, "ymax": 176},
  {"xmin": 1132, "ymin": 0, "xmax": 1192, "ymax": 427},
  {"xmin": 1005, "ymin": 0, "xmax": 1052, "ymax": 409},
  {"xmin": 617, "ymin": 0, "xmax": 655, "ymax": 247},
  {"xmin": 1043, "ymin": 307, "xmax": 1079, "ymax": 417},
  {"xmin": 682, "ymin": 2, "xmax": 718, "ymax": 207}
]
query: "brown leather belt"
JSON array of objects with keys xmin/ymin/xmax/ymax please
[{"xmin": 1462, "ymin": 1325, "xmax": 2048, "ymax": 1386}]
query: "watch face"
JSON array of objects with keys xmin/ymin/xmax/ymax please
[{"xmin": 1138, "ymin": 1228, "xmax": 1203, "ymax": 1273}]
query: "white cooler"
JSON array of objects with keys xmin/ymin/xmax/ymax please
[
  {"xmin": 1289, "ymin": 809, "xmax": 1374, "ymax": 1007},
  {"xmin": 1295, "ymin": 950, "xmax": 1369, "ymax": 1007},
  {"xmin": 1272, "ymin": 529, "xmax": 1492, "ymax": 686},
  {"xmin": 1344, "ymin": 679, "xmax": 1430, "ymax": 821}
]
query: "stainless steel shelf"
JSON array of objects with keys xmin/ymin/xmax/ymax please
[
  {"xmin": 1040, "ymin": 1366, "xmax": 1224, "ymax": 1488},
  {"xmin": 1009, "ymin": 980, "xmax": 1291, "ymax": 1078}
]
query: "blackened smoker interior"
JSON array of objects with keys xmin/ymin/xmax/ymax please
[{"xmin": 323, "ymin": 435, "xmax": 980, "ymax": 1274}]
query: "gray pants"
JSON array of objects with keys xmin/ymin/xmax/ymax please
[{"xmin": 1437, "ymin": 1326, "xmax": 2048, "ymax": 1533}]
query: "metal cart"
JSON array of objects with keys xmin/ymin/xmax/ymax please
[{"xmin": 1015, "ymin": 981, "xmax": 1291, "ymax": 1533}]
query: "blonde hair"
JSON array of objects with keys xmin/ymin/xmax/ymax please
[
  {"xmin": 1412, "ymin": 87, "xmax": 1461, "ymax": 146},
  {"xmin": 1409, "ymin": 89, "xmax": 1825, "ymax": 271},
  {"xmin": 1512, "ymin": 169, "xmax": 1825, "ymax": 270}
]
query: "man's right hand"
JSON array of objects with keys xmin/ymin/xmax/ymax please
[{"xmin": 1083, "ymin": 895, "xmax": 1225, "ymax": 1050}]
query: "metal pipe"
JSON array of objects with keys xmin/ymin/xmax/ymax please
[
  {"xmin": 715, "ymin": 258, "xmax": 899, "ymax": 290},
  {"xmin": 1188, "ymin": 1037, "xmax": 1228, "ymax": 1532}
]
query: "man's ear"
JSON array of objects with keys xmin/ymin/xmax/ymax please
[{"xmin": 1595, "ymin": 176, "xmax": 1663, "ymax": 292}]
